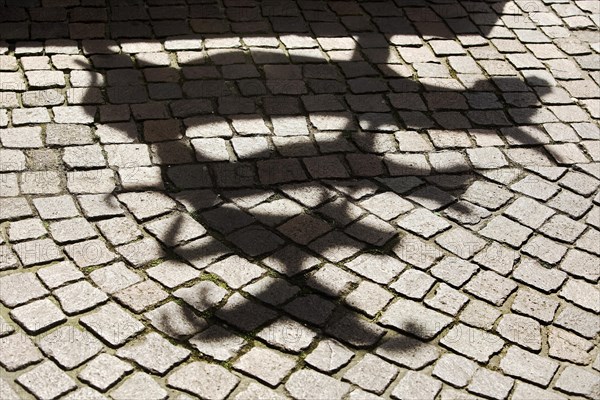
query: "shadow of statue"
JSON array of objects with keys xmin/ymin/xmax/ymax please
[{"xmin": 0, "ymin": 0, "xmax": 560, "ymax": 362}]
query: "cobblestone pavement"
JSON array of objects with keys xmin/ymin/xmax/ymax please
[{"xmin": 0, "ymin": 0, "xmax": 599, "ymax": 399}]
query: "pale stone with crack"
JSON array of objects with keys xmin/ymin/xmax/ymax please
[
  {"xmin": 116, "ymin": 332, "xmax": 190, "ymax": 375},
  {"xmin": 233, "ymin": 347, "xmax": 296, "ymax": 387},
  {"xmin": 499, "ymin": 346, "xmax": 559, "ymax": 386},
  {"xmin": 167, "ymin": 362, "xmax": 239, "ymax": 400},
  {"xmin": 343, "ymin": 354, "xmax": 398, "ymax": 394}
]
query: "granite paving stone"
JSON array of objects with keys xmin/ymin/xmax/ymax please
[
  {"xmin": 233, "ymin": 347, "xmax": 296, "ymax": 387},
  {"xmin": 0, "ymin": 332, "xmax": 44, "ymax": 371},
  {"xmin": 62, "ymin": 387, "xmax": 107, "ymax": 400},
  {"xmin": 110, "ymin": 372, "xmax": 168, "ymax": 400},
  {"xmin": 145, "ymin": 301, "xmax": 207, "ymax": 339},
  {"xmin": 89, "ymin": 262, "xmax": 142, "ymax": 294},
  {"xmin": 440, "ymin": 324, "xmax": 505, "ymax": 363},
  {"xmin": 78, "ymin": 354, "xmax": 134, "ymax": 392},
  {"xmin": 167, "ymin": 362, "xmax": 239, "ymax": 400},
  {"xmin": 375, "ymin": 334, "xmax": 440, "ymax": 369},
  {"xmin": 285, "ymin": 369, "xmax": 351, "ymax": 400},
  {"xmin": 496, "ymin": 313, "xmax": 542, "ymax": 351},
  {"xmin": 114, "ymin": 280, "xmax": 168, "ymax": 313},
  {"xmin": 256, "ymin": 317, "xmax": 317, "ymax": 353},
  {"xmin": 464, "ymin": 270, "xmax": 518, "ymax": 305},
  {"xmin": 7, "ymin": 218, "xmax": 47, "ymax": 241},
  {"xmin": 9, "ymin": 298, "xmax": 67, "ymax": 334},
  {"xmin": 391, "ymin": 371, "xmax": 442, "ymax": 400},
  {"xmin": 116, "ymin": 332, "xmax": 191, "ymax": 375},
  {"xmin": 425, "ymin": 283, "xmax": 470, "ymax": 316},
  {"xmin": 500, "ymin": 346, "xmax": 559, "ymax": 386},
  {"xmin": 38, "ymin": 326, "xmax": 103, "ymax": 369},
  {"xmin": 173, "ymin": 281, "xmax": 228, "ymax": 313},
  {"xmin": 343, "ymin": 353, "xmax": 398, "ymax": 394},
  {"xmin": 511, "ymin": 288, "xmax": 560, "ymax": 323},
  {"xmin": 0, "ymin": 272, "xmax": 49, "ymax": 307},
  {"xmin": 554, "ymin": 304, "xmax": 600, "ymax": 339},
  {"xmin": 53, "ymin": 281, "xmax": 108, "ymax": 315},
  {"xmin": 432, "ymin": 353, "xmax": 478, "ymax": 388},
  {"xmin": 13, "ymin": 238, "xmax": 63, "ymax": 266},
  {"xmin": 305, "ymin": 339, "xmax": 354, "ymax": 373},
  {"xmin": 390, "ymin": 269, "xmax": 436, "ymax": 300},
  {"xmin": 189, "ymin": 325, "xmax": 246, "ymax": 361},
  {"xmin": 234, "ymin": 383, "xmax": 287, "ymax": 400},
  {"xmin": 548, "ymin": 327, "xmax": 594, "ymax": 365},
  {"xmin": 79, "ymin": 302, "xmax": 145, "ymax": 347},
  {"xmin": 16, "ymin": 361, "xmax": 77, "ymax": 400},
  {"xmin": 467, "ymin": 368, "xmax": 514, "ymax": 400}
]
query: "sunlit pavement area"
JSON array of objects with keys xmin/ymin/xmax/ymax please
[{"xmin": 0, "ymin": 0, "xmax": 599, "ymax": 399}]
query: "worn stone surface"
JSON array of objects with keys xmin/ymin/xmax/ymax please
[
  {"xmin": 440, "ymin": 324, "xmax": 505, "ymax": 363},
  {"xmin": 16, "ymin": 361, "xmax": 77, "ymax": 400},
  {"xmin": 343, "ymin": 354, "xmax": 398, "ymax": 394},
  {"xmin": 391, "ymin": 371, "xmax": 442, "ymax": 400},
  {"xmin": 432, "ymin": 353, "xmax": 478, "ymax": 388},
  {"xmin": 500, "ymin": 346, "xmax": 559, "ymax": 386},
  {"xmin": 167, "ymin": 362, "xmax": 239, "ymax": 400},
  {"xmin": 111, "ymin": 372, "xmax": 168, "ymax": 400},
  {"xmin": 38, "ymin": 326, "xmax": 103, "ymax": 370},
  {"xmin": 0, "ymin": 332, "xmax": 43, "ymax": 371},
  {"xmin": 116, "ymin": 332, "xmax": 190, "ymax": 375},
  {"xmin": 285, "ymin": 369, "xmax": 351, "ymax": 400},
  {"xmin": 78, "ymin": 354, "xmax": 133, "ymax": 392},
  {"xmin": 233, "ymin": 347, "xmax": 296, "ymax": 387}
]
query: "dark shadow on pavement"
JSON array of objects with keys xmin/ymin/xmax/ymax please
[{"xmin": 0, "ymin": 0, "xmax": 558, "ymax": 363}]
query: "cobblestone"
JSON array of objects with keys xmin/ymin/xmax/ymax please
[
  {"xmin": 554, "ymin": 365, "xmax": 600, "ymax": 398},
  {"xmin": 0, "ymin": 272, "xmax": 48, "ymax": 307},
  {"xmin": 512, "ymin": 287, "xmax": 560, "ymax": 323},
  {"xmin": 78, "ymin": 354, "xmax": 133, "ymax": 392},
  {"xmin": 559, "ymin": 249, "xmax": 600, "ymax": 281},
  {"xmin": 500, "ymin": 346, "xmax": 559, "ymax": 386},
  {"xmin": 36, "ymin": 261, "xmax": 82, "ymax": 289},
  {"xmin": 467, "ymin": 368, "xmax": 514, "ymax": 400},
  {"xmin": 189, "ymin": 325, "xmax": 245, "ymax": 361},
  {"xmin": 38, "ymin": 326, "xmax": 103, "ymax": 370},
  {"xmin": 286, "ymin": 369, "xmax": 351, "ymax": 400},
  {"xmin": 79, "ymin": 302, "xmax": 144, "ymax": 346},
  {"xmin": 16, "ymin": 361, "xmax": 77, "ymax": 400},
  {"xmin": 440, "ymin": 324, "xmax": 504, "ymax": 363},
  {"xmin": 89, "ymin": 262, "xmax": 141, "ymax": 294},
  {"xmin": 111, "ymin": 372, "xmax": 167, "ymax": 400},
  {"xmin": 0, "ymin": 332, "xmax": 43, "ymax": 371},
  {"xmin": 117, "ymin": 332, "xmax": 190, "ymax": 375},
  {"xmin": 432, "ymin": 353, "xmax": 477, "ymax": 388},
  {"xmin": 234, "ymin": 347, "xmax": 296, "ymax": 387},
  {"xmin": 479, "ymin": 216, "xmax": 533, "ymax": 247},
  {"xmin": 381, "ymin": 299, "xmax": 452, "ymax": 340},
  {"xmin": 168, "ymin": 362, "xmax": 239, "ymax": 400},
  {"xmin": 548, "ymin": 327, "xmax": 594, "ymax": 365},
  {"xmin": 256, "ymin": 317, "xmax": 315, "ymax": 353},
  {"xmin": 390, "ymin": 269, "xmax": 436, "ymax": 300},
  {"xmin": 9, "ymin": 298, "xmax": 66, "ymax": 335},
  {"xmin": 555, "ymin": 304, "xmax": 600, "ymax": 339}
]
